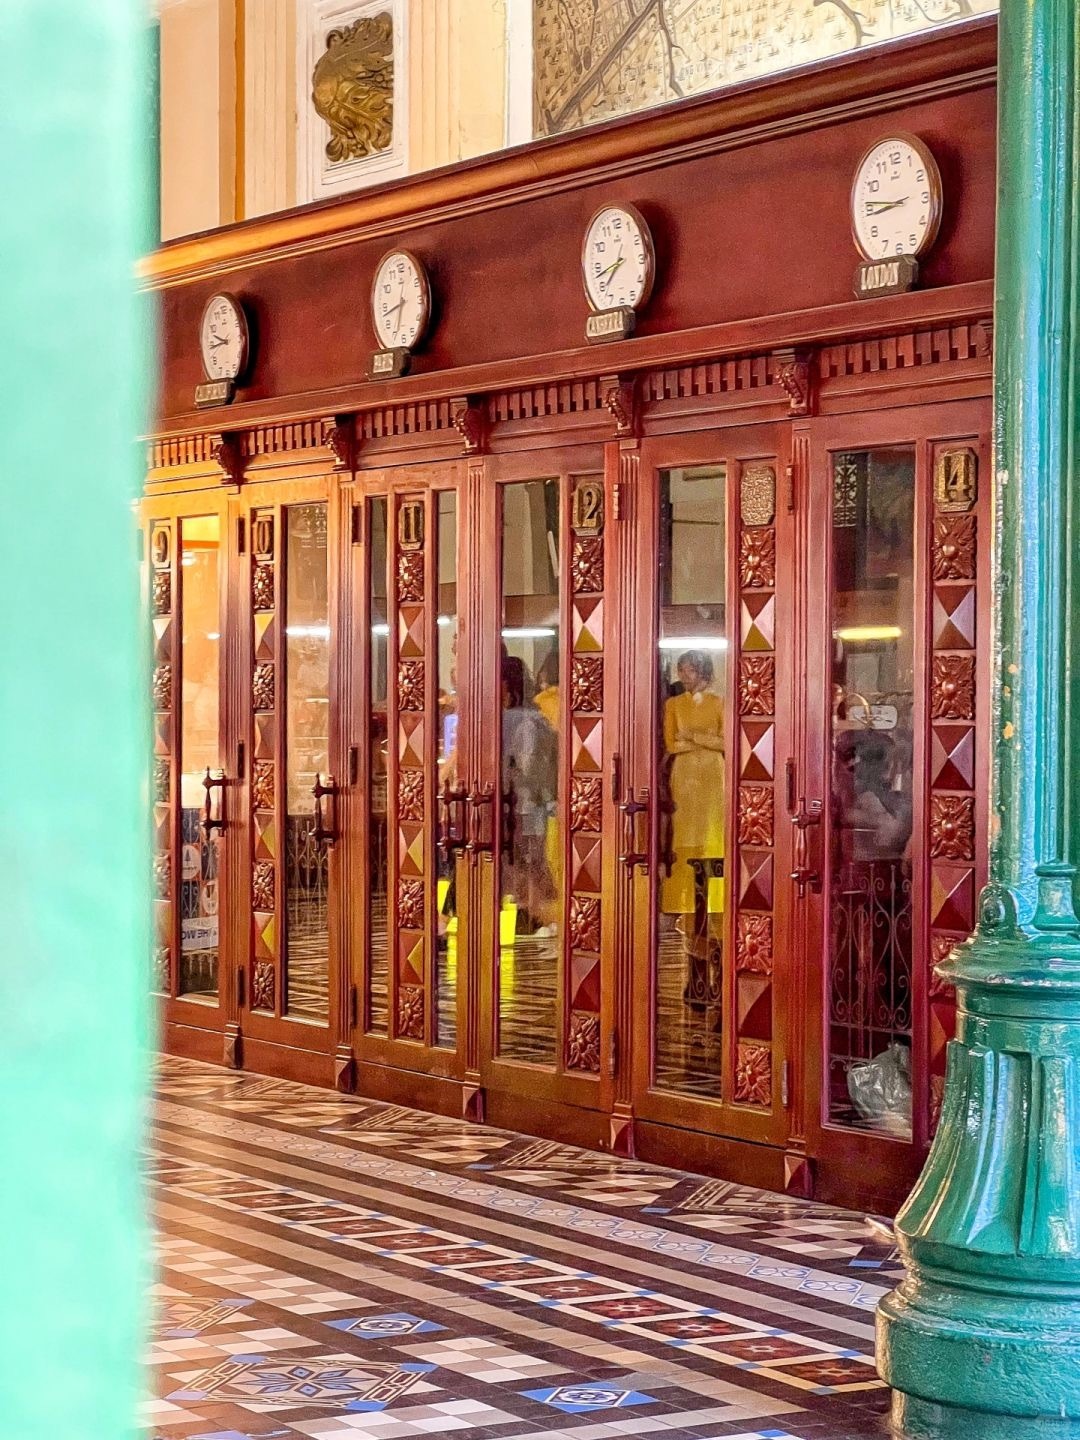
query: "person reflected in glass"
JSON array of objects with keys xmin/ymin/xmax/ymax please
[
  {"xmin": 501, "ymin": 654, "xmax": 559, "ymax": 938},
  {"xmin": 661, "ymin": 649, "xmax": 726, "ymax": 1011}
]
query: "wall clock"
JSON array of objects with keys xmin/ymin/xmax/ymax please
[
  {"xmin": 370, "ymin": 249, "xmax": 431, "ymax": 377},
  {"xmin": 850, "ymin": 135, "xmax": 943, "ymax": 298},
  {"xmin": 196, "ymin": 293, "xmax": 250, "ymax": 405},
  {"xmin": 581, "ymin": 203, "xmax": 655, "ymax": 341}
]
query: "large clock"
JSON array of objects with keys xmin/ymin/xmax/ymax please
[
  {"xmin": 200, "ymin": 293, "xmax": 249, "ymax": 382},
  {"xmin": 851, "ymin": 134, "xmax": 943, "ymax": 262},
  {"xmin": 581, "ymin": 204, "xmax": 655, "ymax": 313},
  {"xmin": 371, "ymin": 250, "xmax": 431, "ymax": 352}
]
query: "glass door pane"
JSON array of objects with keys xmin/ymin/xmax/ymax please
[
  {"xmin": 497, "ymin": 478, "xmax": 562, "ymax": 1064},
  {"xmin": 654, "ymin": 466, "xmax": 729, "ymax": 1097},
  {"xmin": 283, "ymin": 502, "xmax": 330, "ymax": 1022},
  {"xmin": 827, "ymin": 449, "xmax": 916, "ymax": 1137},
  {"xmin": 178, "ymin": 514, "xmax": 222, "ymax": 999}
]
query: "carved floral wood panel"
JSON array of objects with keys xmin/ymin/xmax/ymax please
[
  {"xmin": 150, "ymin": 519, "xmax": 175, "ymax": 996},
  {"xmin": 393, "ymin": 495, "xmax": 427, "ymax": 1040},
  {"xmin": 250, "ymin": 506, "xmax": 279, "ymax": 1015}
]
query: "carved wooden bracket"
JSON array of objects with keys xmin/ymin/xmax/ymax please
[
  {"xmin": 321, "ymin": 414, "xmax": 356, "ymax": 472},
  {"xmin": 773, "ymin": 348, "xmax": 814, "ymax": 416},
  {"xmin": 210, "ymin": 432, "xmax": 244, "ymax": 486},
  {"xmin": 451, "ymin": 396, "xmax": 487, "ymax": 455},
  {"xmin": 975, "ymin": 319, "xmax": 994, "ymax": 359},
  {"xmin": 600, "ymin": 373, "xmax": 638, "ymax": 438}
]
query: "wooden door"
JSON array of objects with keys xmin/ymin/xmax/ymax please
[
  {"xmin": 474, "ymin": 448, "xmax": 615, "ymax": 1139},
  {"xmin": 348, "ymin": 465, "xmax": 473, "ymax": 1099},
  {"xmin": 625, "ymin": 424, "xmax": 796, "ymax": 1180},
  {"xmin": 144, "ymin": 495, "xmax": 234, "ymax": 1062},
  {"xmin": 801, "ymin": 400, "xmax": 991, "ymax": 1209},
  {"xmin": 234, "ymin": 477, "xmax": 343, "ymax": 1077}
]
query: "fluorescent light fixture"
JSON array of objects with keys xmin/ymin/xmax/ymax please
[
  {"xmin": 285, "ymin": 624, "xmax": 331, "ymax": 638},
  {"xmin": 834, "ymin": 625, "xmax": 902, "ymax": 642},
  {"xmin": 502, "ymin": 627, "xmax": 556, "ymax": 639},
  {"xmin": 437, "ymin": 614, "xmax": 453, "ymax": 627},
  {"xmin": 372, "ymin": 623, "xmax": 390, "ymax": 637},
  {"xmin": 658, "ymin": 635, "xmax": 729, "ymax": 651},
  {"xmin": 206, "ymin": 632, "xmax": 220, "ymax": 641}
]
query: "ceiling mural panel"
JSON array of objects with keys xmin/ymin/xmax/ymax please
[{"xmin": 533, "ymin": 0, "xmax": 997, "ymax": 137}]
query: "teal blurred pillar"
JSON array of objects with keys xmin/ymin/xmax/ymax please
[
  {"xmin": 0, "ymin": 4, "xmax": 150, "ymax": 1438},
  {"xmin": 877, "ymin": 0, "xmax": 1080, "ymax": 1435}
]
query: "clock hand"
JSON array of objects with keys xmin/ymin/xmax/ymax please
[{"xmin": 865, "ymin": 197, "xmax": 907, "ymax": 214}]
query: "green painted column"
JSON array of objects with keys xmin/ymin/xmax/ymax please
[
  {"xmin": 877, "ymin": 0, "xmax": 1080, "ymax": 1435},
  {"xmin": 0, "ymin": 4, "xmax": 150, "ymax": 1438}
]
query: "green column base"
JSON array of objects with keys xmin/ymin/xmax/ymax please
[
  {"xmin": 878, "ymin": 923, "xmax": 1080, "ymax": 1431},
  {"xmin": 892, "ymin": 1392, "xmax": 1080, "ymax": 1440}
]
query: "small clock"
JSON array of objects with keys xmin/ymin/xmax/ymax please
[
  {"xmin": 200, "ymin": 293, "xmax": 249, "ymax": 382},
  {"xmin": 581, "ymin": 204, "xmax": 655, "ymax": 340},
  {"xmin": 370, "ymin": 250, "xmax": 431, "ymax": 374},
  {"xmin": 851, "ymin": 134, "xmax": 942, "ymax": 263}
]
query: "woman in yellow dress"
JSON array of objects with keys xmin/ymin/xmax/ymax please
[{"xmin": 662, "ymin": 650, "xmax": 726, "ymax": 918}]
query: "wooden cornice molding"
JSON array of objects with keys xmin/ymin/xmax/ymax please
[
  {"xmin": 144, "ymin": 279, "xmax": 993, "ymax": 444},
  {"xmin": 140, "ymin": 18, "xmax": 997, "ymax": 290}
]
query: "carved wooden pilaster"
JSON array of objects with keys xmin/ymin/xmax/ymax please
[
  {"xmin": 600, "ymin": 374, "xmax": 638, "ymax": 438},
  {"xmin": 451, "ymin": 396, "xmax": 487, "ymax": 455},
  {"xmin": 773, "ymin": 348, "xmax": 814, "ymax": 416}
]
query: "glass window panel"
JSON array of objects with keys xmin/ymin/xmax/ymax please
[
  {"xmin": 367, "ymin": 496, "xmax": 389, "ymax": 1034},
  {"xmin": 435, "ymin": 491, "xmax": 459, "ymax": 1048},
  {"xmin": 178, "ymin": 514, "xmax": 221, "ymax": 999},
  {"xmin": 497, "ymin": 478, "xmax": 561, "ymax": 1065},
  {"xmin": 284, "ymin": 502, "xmax": 330, "ymax": 1023},
  {"xmin": 827, "ymin": 449, "xmax": 915, "ymax": 1138},
  {"xmin": 654, "ymin": 466, "xmax": 728, "ymax": 1097}
]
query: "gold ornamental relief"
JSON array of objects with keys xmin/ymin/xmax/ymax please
[{"xmin": 312, "ymin": 13, "xmax": 394, "ymax": 164}]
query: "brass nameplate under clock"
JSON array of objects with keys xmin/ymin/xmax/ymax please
[
  {"xmin": 370, "ymin": 347, "xmax": 412, "ymax": 379},
  {"xmin": 854, "ymin": 255, "xmax": 919, "ymax": 299},
  {"xmin": 586, "ymin": 307, "xmax": 635, "ymax": 342},
  {"xmin": 194, "ymin": 379, "xmax": 235, "ymax": 407}
]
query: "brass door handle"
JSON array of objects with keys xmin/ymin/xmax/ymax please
[
  {"xmin": 202, "ymin": 767, "xmax": 227, "ymax": 840},
  {"xmin": 437, "ymin": 778, "xmax": 469, "ymax": 862},
  {"xmin": 791, "ymin": 796, "xmax": 823, "ymax": 898},
  {"xmin": 466, "ymin": 784, "xmax": 494, "ymax": 866},
  {"xmin": 619, "ymin": 787, "xmax": 650, "ymax": 873},
  {"xmin": 313, "ymin": 773, "xmax": 338, "ymax": 846}
]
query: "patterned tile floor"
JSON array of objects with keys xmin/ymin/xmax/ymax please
[{"xmin": 149, "ymin": 1055, "xmax": 900, "ymax": 1440}]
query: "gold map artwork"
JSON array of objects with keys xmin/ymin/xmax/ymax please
[{"xmin": 534, "ymin": 0, "xmax": 996, "ymax": 136}]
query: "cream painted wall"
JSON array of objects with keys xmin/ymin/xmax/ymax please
[
  {"xmin": 408, "ymin": 0, "xmax": 507, "ymax": 174},
  {"xmin": 159, "ymin": 0, "xmax": 237, "ymax": 240}
]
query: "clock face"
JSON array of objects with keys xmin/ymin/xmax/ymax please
[
  {"xmin": 851, "ymin": 135, "xmax": 943, "ymax": 262},
  {"xmin": 200, "ymin": 294, "xmax": 248, "ymax": 381},
  {"xmin": 582, "ymin": 205, "xmax": 655, "ymax": 312},
  {"xmin": 372, "ymin": 250, "xmax": 431, "ymax": 351}
]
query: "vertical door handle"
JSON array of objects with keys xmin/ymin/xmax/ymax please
[
  {"xmin": 202, "ymin": 767, "xmax": 227, "ymax": 840},
  {"xmin": 619, "ymin": 787, "xmax": 650, "ymax": 873},
  {"xmin": 437, "ymin": 778, "xmax": 469, "ymax": 861},
  {"xmin": 790, "ymin": 797, "xmax": 823, "ymax": 898},
  {"xmin": 466, "ymin": 784, "xmax": 494, "ymax": 866},
  {"xmin": 313, "ymin": 773, "xmax": 338, "ymax": 846}
]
